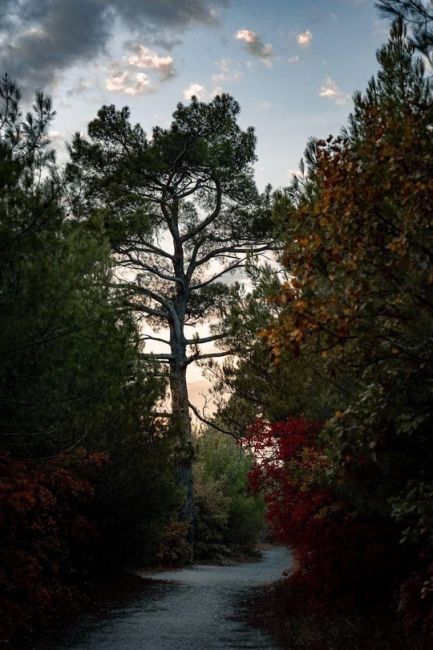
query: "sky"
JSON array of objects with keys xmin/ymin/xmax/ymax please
[
  {"xmin": 0, "ymin": 0, "xmax": 391, "ymax": 410},
  {"xmin": 1, "ymin": 0, "xmax": 390, "ymax": 190}
]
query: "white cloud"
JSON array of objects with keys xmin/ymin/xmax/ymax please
[
  {"xmin": 183, "ymin": 82, "xmax": 224, "ymax": 102},
  {"xmin": 288, "ymin": 55, "xmax": 300, "ymax": 64},
  {"xmin": 319, "ymin": 76, "xmax": 350, "ymax": 105},
  {"xmin": 212, "ymin": 58, "xmax": 243, "ymax": 84},
  {"xmin": 235, "ymin": 28, "xmax": 273, "ymax": 66},
  {"xmin": 105, "ymin": 44, "xmax": 175, "ymax": 96},
  {"xmin": 236, "ymin": 29, "xmax": 256, "ymax": 44},
  {"xmin": 106, "ymin": 71, "xmax": 152, "ymax": 95},
  {"xmin": 48, "ymin": 130, "xmax": 63, "ymax": 141},
  {"xmin": 296, "ymin": 29, "xmax": 312, "ymax": 47},
  {"xmin": 127, "ymin": 45, "xmax": 175, "ymax": 80},
  {"xmin": 183, "ymin": 83, "xmax": 206, "ymax": 100}
]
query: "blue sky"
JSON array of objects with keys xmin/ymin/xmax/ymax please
[{"xmin": 1, "ymin": 0, "xmax": 390, "ymax": 189}]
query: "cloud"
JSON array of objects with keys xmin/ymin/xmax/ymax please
[
  {"xmin": 288, "ymin": 55, "xmax": 300, "ymax": 64},
  {"xmin": 235, "ymin": 29, "xmax": 273, "ymax": 66},
  {"xmin": 106, "ymin": 71, "xmax": 153, "ymax": 95},
  {"xmin": 183, "ymin": 82, "xmax": 223, "ymax": 101},
  {"xmin": 104, "ymin": 43, "xmax": 175, "ymax": 96},
  {"xmin": 183, "ymin": 83, "xmax": 206, "ymax": 100},
  {"xmin": 0, "ymin": 0, "xmax": 227, "ymax": 93},
  {"xmin": 126, "ymin": 44, "xmax": 175, "ymax": 81},
  {"xmin": 296, "ymin": 29, "xmax": 312, "ymax": 47},
  {"xmin": 319, "ymin": 76, "xmax": 350, "ymax": 105},
  {"xmin": 66, "ymin": 77, "xmax": 91, "ymax": 97},
  {"xmin": 212, "ymin": 58, "xmax": 242, "ymax": 85}
]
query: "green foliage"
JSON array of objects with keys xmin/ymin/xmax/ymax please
[
  {"xmin": 0, "ymin": 76, "xmax": 180, "ymax": 639},
  {"xmin": 66, "ymin": 93, "xmax": 275, "ymax": 537},
  {"xmin": 208, "ymin": 264, "xmax": 346, "ymax": 433},
  {"xmin": 377, "ymin": 1, "xmax": 433, "ymax": 61},
  {"xmin": 65, "ymin": 94, "xmax": 273, "ymax": 336},
  {"xmin": 266, "ymin": 21, "xmax": 433, "ymax": 529},
  {"xmin": 193, "ymin": 431, "xmax": 265, "ymax": 560}
]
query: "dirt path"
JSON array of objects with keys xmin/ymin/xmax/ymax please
[{"xmin": 31, "ymin": 546, "xmax": 292, "ymax": 650}]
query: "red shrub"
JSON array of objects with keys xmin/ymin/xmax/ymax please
[
  {"xmin": 245, "ymin": 418, "xmax": 406, "ymax": 612},
  {"xmin": 0, "ymin": 450, "xmax": 107, "ymax": 640}
]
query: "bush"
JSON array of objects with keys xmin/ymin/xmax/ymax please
[
  {"xmin": 0, "ymin": 450, "xmax": 104, "ymax": 640},
  {"xmin": 193, "ymin": 431, "xmax": 265, "ymax": 560}
]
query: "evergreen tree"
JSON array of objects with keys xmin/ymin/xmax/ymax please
[
  {"xmin": 67, "ymin": 95, "xmax": 275, "ymax": 540},
  {"xmin": 267, "ymin": 20, "xmax": 433, "ymax": 522},
  {"xmin": 377, "ymin": 1, "xmax": 433, "ymax": 61}
]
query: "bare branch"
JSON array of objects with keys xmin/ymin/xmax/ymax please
[
  {"xmin": 181, "ymin": 179, "xmax": 222, "ymax": 242},
  {"xmin": 117, "ymin": 238, "xmax": 174, "ymax": 261},
  {"xmin": 139, "ymin": 334, "xmax": 171, "ymax": 346},
  {"xmin": 122, "ymin": 253, "xmax": 186, "ymax": 288},
  {"xmin": 186, "ymin": 333, "xmax": 229, "ymax": 345},
  {"xmin": 194, "ymin": 243, "xmax": 274, "ymax": 268},
  {"xmin": 188, "ymin": 401, "xmax": 239, "ymax": 439},
  {"xmin": 186, "ymin": 349, "xmax": 237, "ymax": 365},
  {"xmin": 190, "ymin": 259, "xmax": 246, "ymax": 291},
  {"xmin": 132, "ymin": 304, "xmax": 167, "ymax": 318}
]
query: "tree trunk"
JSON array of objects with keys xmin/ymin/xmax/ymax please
[{"xmin": 169, "ymin": 352, "xmax": 195, "ymax": 552}]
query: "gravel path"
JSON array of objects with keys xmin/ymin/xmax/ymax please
[{"xmin": 32, "ymin": 546, "xmax": 292, "ymax": 650}]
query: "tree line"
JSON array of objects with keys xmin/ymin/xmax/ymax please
[
  {"xmin": 210, "ymin": 10, "xmax": 433, "ymax": 648},
  {"xmin": 0, "ymin": 73, "xmax": 267, "ymax": 639},
  {"xmin": 1, "ymin": 1, "xmax": 433, "ymax": 646}
]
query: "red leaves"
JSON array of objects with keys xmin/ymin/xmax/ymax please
[
  {"xmin": 245, "ymin": 418, "xmax": 406, "ymax": 612},
  {"xmin": 244, "ymin": 417, "xmax": 325, "ymax": 543},
  {"xmin": 0, "ymin": 450, "xmax": 108, "ymax": 640}
]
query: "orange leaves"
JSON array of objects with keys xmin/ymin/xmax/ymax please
[{"xmin": 267, "ymin": 89, "xmax": 433, "ymax": 365}]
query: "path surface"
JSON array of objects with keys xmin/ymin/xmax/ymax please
[{"xmin": 33, "ymin": 546, "xmax": 292, "ymax": 650}]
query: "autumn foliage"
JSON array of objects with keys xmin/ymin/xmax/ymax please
[
  {"xmin": 246, "ymin": 418, "xmax": 407, "ymax": 615},
  {"xmin": 0, "ymin": 450, "xmax": 110, "ymax": 639},
  {"xmin": 254, "ymin": 20, "xmax": 433, "ymax": 644}
]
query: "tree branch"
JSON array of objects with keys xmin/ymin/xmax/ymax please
[
  {"xmin": 188, "ymin": 401, "xmax": 239, "ymax": 439},
  {"xmin": 181, "ymin": 179, "xmax": 222, "ymax": 242},
  {"xmin": 194, "ymin": 243, "xmax": 274, "ymax": 268},
  {"xmin": 190, "ymin": 259, "xmax": 246, "ymax": 291},
  {"xmin": 186, "ymin": 333, "xmax": 229, "ymax": 345},
  {"xmin": 139, "ymin": 352, "xmax": 173, "ymax": 362},
  {"xmin": 139, "ymin": 334, "xmax": 171, "ymax": 346},
  {"xmin": 186, "ymin": 349, "xmax": 237, "ymax": 365}
]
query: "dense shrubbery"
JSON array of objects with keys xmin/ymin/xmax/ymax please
[
  {"xmin": 193, "ymin": 431, "xmax": 265, "ymax": 560},
  {"xmin": 246, "ymin": 419, "xmax": 408, "ymax": 613},
  {"xmin": 0, "ymin": 451, "xmax": 104, "ymax": 639}
]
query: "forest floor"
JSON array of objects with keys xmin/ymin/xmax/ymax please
[{"xmin": 11, "ymin": 546, "xmax": 292, "ymax": 650}]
